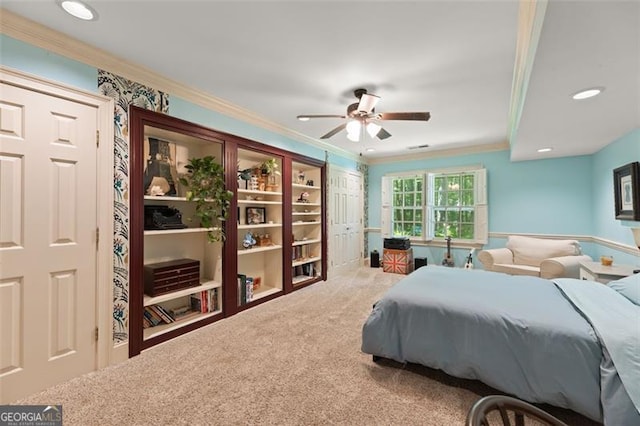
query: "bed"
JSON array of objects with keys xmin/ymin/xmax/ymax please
[{"xmin": 361, "ymin": 266, "xmax": 640, "ymax": 425}]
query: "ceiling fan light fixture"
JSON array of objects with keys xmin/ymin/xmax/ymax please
[
  {"xmin": 347, "ymin": 131, "xmax": 360, "ymax": 142},
  {"xmin": 346, "ymin": 120, "xmax": 361, "ymax": 134},
  {"xmin": 366, "ymin": 122, "xmax": 381, "ymax": 138},
  {"xmin": 358, "ymin": 93, "xmax": 380, "ymax": 113}
]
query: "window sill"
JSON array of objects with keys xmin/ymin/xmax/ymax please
[{"xmin": 410, "ymin": 240, "xmax": 485, "ymax": 249}]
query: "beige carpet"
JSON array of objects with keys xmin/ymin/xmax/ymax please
[{"xmin": 18, "ymin": 267, "xmax": 598, "ymax": 425}]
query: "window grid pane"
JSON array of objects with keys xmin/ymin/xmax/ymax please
[
  {"xmin": 431, "ymin": 172, "xmax": 475, "ymax": 240},
  {"xmin": 391, "ymin": 176, "xmax": 423, "ymax": 238}
]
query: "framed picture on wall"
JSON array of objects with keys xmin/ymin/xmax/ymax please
[
  {"xmin": 613, "ymin": 161, "xmax": 640, "ymax": 220},
  {"xmin": 246, "ymin": 207, "xmax": 266, "ymax": 225}
]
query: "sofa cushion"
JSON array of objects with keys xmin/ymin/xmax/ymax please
[
  {"xmin": 506, "ymin": 236, "xmax": 581, "ymax": 267},
  {"xmin": 492, "ymin": 263, "xmax": 540, "ymax": 277}
]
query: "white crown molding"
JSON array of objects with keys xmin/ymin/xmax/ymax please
[
  {"xmin": 507, "ymin": 0, "xmax": 548, "ymax": 149},
  {"xmin": 366, "ymin": 141, "xmax": 510, "ymax": 165},
  {"xmin": 0, "ymin": 9, "xmax": 360, "ymax": 162}
]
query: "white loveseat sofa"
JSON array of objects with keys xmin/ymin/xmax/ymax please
[{"xmin": 477, "ymin": 235, "xmax": 592, "ymax": 279}]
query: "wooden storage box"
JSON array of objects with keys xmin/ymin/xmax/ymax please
[
  {"xmin": 383, "ymin": 248, "xmax": 414, "ymax": 275},
  {"xmin": 144, "ymin": 258, "xmax": 200, "ymax": 296}
]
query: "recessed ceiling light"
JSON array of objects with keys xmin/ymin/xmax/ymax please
[
  {"xmin": 297, "ymin": 116, "xmax": 310, "ymax": 122},
  {"xmin": 58, "ymin": 0, "xmax": 97, "ymax": 21},
  {"xmin": 537, "ymin": 148, "xmax": 553, "ymax": 153},
  {"xmin": 366, "ymin": 148, "xmax": 376, "ymax": 152},
  {"xmin": 572, "ymin": 87, "xmax": 604, "ymax": 100}
]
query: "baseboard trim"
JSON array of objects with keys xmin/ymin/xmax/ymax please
[{"xmin": 111, "ymin": 342, "xmax": 129, "ymax": 365}]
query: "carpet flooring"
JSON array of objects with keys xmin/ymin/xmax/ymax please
[{"xmin": 17, "ymin": 267, "xmax": 599, "ymax": 425}]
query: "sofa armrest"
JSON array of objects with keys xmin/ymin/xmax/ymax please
[
  {"xmin": 477, "ymin": 248, "xmax": 514, "ymax": 270},
  {"xmin": 540, "ymin": 255, "xmax": 593, "ymax": 279}
]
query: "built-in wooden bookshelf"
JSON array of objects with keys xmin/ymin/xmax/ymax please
[
  {"xmin": 129, "ymin": 107, "xmax": 227, "ymax": 357},
  {"xmin": 290, "ymin": 160, "xmax": 326, "ymax": 288},
  {"xmin": 129, "ymin": 107, "xmax": 327, "ymax": 357}
]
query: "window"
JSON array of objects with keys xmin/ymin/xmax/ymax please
[
  {"xmin": 381, "ymin": 167, "xmax": 487, "ymax": 243},
  {"xmin": 391, "ymin": 176, "xmax": 424, "ymax": 238}
]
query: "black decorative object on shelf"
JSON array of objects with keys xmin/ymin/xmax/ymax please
[{"xmin": 144, "ymin": 205, "xmax": 187, "ymax": 230}]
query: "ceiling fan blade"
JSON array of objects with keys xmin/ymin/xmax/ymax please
[
  {"xmin": 357, "ymin": 93, "xmax": 380, "ymax": 114},
  {"xmin": 378, "ymin": 112, "xmax": 431, "ymax": 121},
  {"xmin": 376, "ymin": 128, "xmax": 392, "ymax": 140},
  {"xmin": 320, "ymin": 123, "xmax": 347, "ymax": 139},
  {"xmin": 297, "ymin": 114, "xmax": 346, "ymax": 120}
]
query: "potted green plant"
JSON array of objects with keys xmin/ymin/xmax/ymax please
[
  {"xmin": 179, "ymin": 156, "xmax": 233, "ymax": 242},
  {"xmin": 260, "ymin": 158, "xmax": 280, "ymax": 176},
  {"xmin": 260, "ymin": 158, "xmax": 281, "ymax": 191}
]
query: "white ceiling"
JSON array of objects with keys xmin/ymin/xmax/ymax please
[{"xmin": 2, "ymin": 1, "xmax": 638, "ymax": 162}]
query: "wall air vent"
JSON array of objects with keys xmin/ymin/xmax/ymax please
[{"xmin": 407, "ymin": 144, "xmax": 430, "ymax": 150}]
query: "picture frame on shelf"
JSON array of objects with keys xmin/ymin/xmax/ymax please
[
  {"xmin": 246, "ymin": 207, "xmax": 266, "ymax": 224},
  {"xmin": 613, "ymin": 161, "xmax": 640, "ymax": 220},
  {"xmin": 143, "ymin": 137, "xmax": 181, "ymax": 197}
]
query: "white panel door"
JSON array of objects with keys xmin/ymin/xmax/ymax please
[
  {"xmin": 329, "ymin": 168, "xmax": 362, "ymax": 277},
  {"xmin": 0, "ymin": 82, "xmax": 98, "ymax": 403}
]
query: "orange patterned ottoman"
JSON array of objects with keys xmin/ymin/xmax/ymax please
[{"xmin": 383, "ymin": 248, "xmax": 414, "ymax": 274}]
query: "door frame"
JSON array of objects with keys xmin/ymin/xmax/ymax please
[
  {"xmin": 327, "ymin": 164, "xmax": 364, "ymax": 278},
  {"xmin": 0, "ymin": 66, "xmax": 115, "ymax": 370}
]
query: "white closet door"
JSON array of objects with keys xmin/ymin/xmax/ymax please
[{"xmin": 0, "ymin": 81, "xmax": 98, "ymax": 403}]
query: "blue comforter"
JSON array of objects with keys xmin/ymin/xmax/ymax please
[{"xmin": 361, "ymin": 266, "xmax": 640, "ymax": 425}]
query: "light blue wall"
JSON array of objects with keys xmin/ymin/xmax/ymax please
[
  {"xmin": 1, "ymin": 35, "xmax": 97, "ymax": 92},
  {"xmin": 368, "ymin": 149, "xmax": 594, "ymax": 265},
  {"xmin": 591, "ymin": 129, "xmax": 640, "ymax": 265},
  {"xmin": 0, "ymin": 34, "xmax": 359, "ymax": 170}
]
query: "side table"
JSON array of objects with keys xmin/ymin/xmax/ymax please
[{"xmin": 579, "ymin": 261, "xmax": 636, "ymax": 284}]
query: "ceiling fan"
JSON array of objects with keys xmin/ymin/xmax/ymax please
[{"xmin": 297, "ymin": 88, "xmax": 430, "ymax": 142}]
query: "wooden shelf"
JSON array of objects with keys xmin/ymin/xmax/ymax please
[
  {"xmin": 237, "ymin": 199, "xmax": 282, "ymax": 205},
  {"xmin": 144, "ymin": 227, "xmax": 216, "ymax": 236},
  {"xmin": 292, "ymin": 212, "xmax": 320, "ymax": 215},
  {"xmin": 292, "ymin": 202, "xmax": 321, "ymax": 207},
  {"xmin": 293, "ymin": 221, "xmax": 321, "ymax": 226},
  {"xmin": 293, "ymin": 239, "xmax": 321, "ymax": 246},
  {"xmin": 238, "ymin": 223, "xmax": 282, "ymax": 230},
  {"xmin": 292, "ymin": 183, "xmax": 321, "ymax": 190},
  {"xmin": 252, "ymin": 286, "xmax": 281, "ymax": 300},
  {"xmin": 292, "ymin": 275, "xmax": 320, "ymax": 285},
  {"xmin": 238, "ymin": 189, "xmax": 282, "ymax": 196},
  {"xmin": 292, "ymin": 256, "xmax": 322, "ymax": 267},
  {"xmin": 237, "ymin": 244, "xmax": 283, "ymax": 255},
  {"xmin": 143, "ymin": 310, "xmax": 220, "ymax": 341},
  {"xmin": 144, "ymin": 195, "xmax": 188, "ymax": 202},
  {"xmin": 143, "ymin": 280, "xmax": 221, "ymax": 307}
]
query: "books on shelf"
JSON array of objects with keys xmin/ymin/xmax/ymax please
[
  {"xmin": 292, "ymin": 244, "xmax": 313, "ymax": 261},
  {"xmin": 293, "ymin": 262, "xmax": 316, "ymax": 278},
  {"xmin": 190, "ymin": 288, "xmax": 220, "ymax": 314},
  {"xmin": 143, "ymin": 288, "xmax": 219, "ymax": 329},
  {"xmin": 237, "ymin": 274, "xmax": 256, "ymax": 305}
]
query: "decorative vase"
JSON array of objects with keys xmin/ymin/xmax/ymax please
[{"xmin": 266, "ymin": 174, "xmax": 278, "ymax": 191}]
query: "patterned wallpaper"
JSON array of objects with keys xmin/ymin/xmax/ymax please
[
  {"xmin": 357, "ymin": 162, "xmax": 369, "ymax": 256},
  {"xmin": 98, "ymin": 71, "xmax": 168, "ymax": 343}
]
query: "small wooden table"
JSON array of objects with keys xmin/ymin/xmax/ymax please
[{"xmin": 579, "ymin": 261, "xmax": 636, "ymax": 284}]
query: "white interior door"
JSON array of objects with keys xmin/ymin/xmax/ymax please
[
  {"xmin": 0, "ymin": 81, "xmax": 98, "ymax": 403},
  {"xmin": 329, "ymin": 167, "xmax": 363, "ymax": 277}
]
